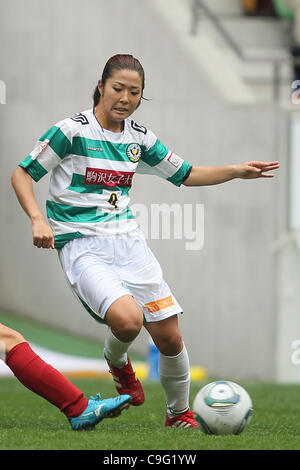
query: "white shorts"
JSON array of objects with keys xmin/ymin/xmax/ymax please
[{"xmin": 58, "ymin": 228, "xmax": 183, "ymax": 323}]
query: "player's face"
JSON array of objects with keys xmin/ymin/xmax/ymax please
[{"xmin": 98, "ymin": 69, "xmax": 143, "ymax": 129}]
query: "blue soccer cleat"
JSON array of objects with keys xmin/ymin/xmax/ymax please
[{"xmin": 69, "ymin": 392, "xmax": 132, "ymax": 430}]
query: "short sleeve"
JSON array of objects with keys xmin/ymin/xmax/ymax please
[
  {"xmin": 137, "ymin": 130, "xmax": 192, "ymax": 187},
  {"xmin": 19, "ymin": 119, "xmax": 72, "ymax": 182}
]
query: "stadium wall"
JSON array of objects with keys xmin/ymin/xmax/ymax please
[{"xmin": 0, "ymin": 0, "xmax": 287, "ymax": 381}]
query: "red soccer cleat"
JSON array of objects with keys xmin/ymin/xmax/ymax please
[
  {"xmin": 165, "ymin": 410, "xmax": 199, "ymax": 428},
  {"xmin": 106, "ymin": 356, "xmax": 145, "ymax": 406}
]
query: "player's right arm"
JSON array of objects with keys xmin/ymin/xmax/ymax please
[
  {"xmin": 11, "ymin": 166, "xmax": 54, "ymax": 249},
  {"xmin": 12, "ymin": 118, "xmax": 74, "ymax": 249}
]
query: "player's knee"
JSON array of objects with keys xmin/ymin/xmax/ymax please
[
  {"xmin": 0, "ymin": 324, "xmax": 25, "ymax": 354},
  {"xmin": 157, "ymin": 330, "xmax": 183, "ymax": 356},
  {"xmin": 108, "ymin": 310, "xmax": 143, "ymax": 342},
  {"xmin": 112, "ymin": 316, "xmax": 143, "ymax": 342},
  {"xmin": 106, "ymin": 297, "xmax": 143, "ymax": 342}
]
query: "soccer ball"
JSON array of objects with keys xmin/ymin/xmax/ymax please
[{"xmin": 192, "ymin": 380, "xmax": 253, "ymax": 435}]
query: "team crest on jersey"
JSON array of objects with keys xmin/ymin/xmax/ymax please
[{"xmin": 126, "ymin": 143, "xmax": 142, "ymax": 163}]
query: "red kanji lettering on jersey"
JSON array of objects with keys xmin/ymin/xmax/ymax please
[{"xmin": 85, "ymin": 168, "xmax": 134, "ymax": 187}]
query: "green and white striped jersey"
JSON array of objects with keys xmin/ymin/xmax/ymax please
[{"xmin": 20, "ymin": 109, "xmax": 192, "ymax": 249}]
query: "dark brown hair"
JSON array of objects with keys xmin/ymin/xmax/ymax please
[{"xmin": 93, "ymin": 54, "xmax": 146, "ymax": 107}]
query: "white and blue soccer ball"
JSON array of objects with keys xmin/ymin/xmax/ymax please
[{"xmin": 192, "ymin": 380, "xmax": 253, "ymax": 435}]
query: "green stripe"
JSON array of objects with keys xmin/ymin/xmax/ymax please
[
  {"xmin": 67, "ymin": 173, "xmax": 130, "ymax": 195},
  {"xmin": 72, "ymin": 137, "xmax": 136, "ymax": 161},
  {"xmin": 40, "ymin": 126, "xmax": 71, "ymax": 159},
  {"xmin": 54, "ymin": 231, "xmax": 84, "ymax": 249},
  {"xmin": 77, "ymin": 296, "xmax": 106, "ymax": 324},
  {"xmin": 141, "ymin": 139, "xmax": 169, "ymax": 167},
  {"xmin": 19, "ymin": 158, "xmax": 48, "ymax": 182},
  {"xmin": 167, "ymin": 162, "xmax": 192, "ymax": 187},
  {"xmin": 77, "ymin": 295, "xmax": 145, "ymax": 325},
  {"xmin": 78, "ymin": 297, "xmax": 146, "ymax": 326},
  {"xmin": 46, "ymin": 200, "xmax": 134, "ymax": 223}
]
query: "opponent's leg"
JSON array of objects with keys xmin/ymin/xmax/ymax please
[
  {"xmin": 0, "ymin": 322, "xmax": 25, "ymax": 352},
  {"xmin": 0, "ymin": 323, "xmax": 131, "ymax": 429},
  {"xmin": 104, "ymin": 295, "xmax": 145, "ymax": 405},
  {"xmin": 144, "ymin": 315, "xmax": 198, "ymax": 428},
  {"xmin": 1, "ymin": 323, "xmax": 88, "ymax": 417}
]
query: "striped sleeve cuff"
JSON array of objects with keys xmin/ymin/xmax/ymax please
[
  {"xmin": 167, "ymin": 161, "xmax": 193, "ymax": 187},
  {"xmin": 19, "ymin": 156, "xmax": 48, "ymax": 182}
]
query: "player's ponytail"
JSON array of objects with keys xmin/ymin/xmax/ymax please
[{"xmin": 93, "ymin": 54, "xmax": 146, "ymax": 107}]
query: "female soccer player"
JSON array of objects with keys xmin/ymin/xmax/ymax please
[
  {"xmin": 0, "ymin": 322, "xmax": 131, "ymax": 430},
  {"xmin": 11, "ymin": 54, "xmax": 279, "ymax": 429}
]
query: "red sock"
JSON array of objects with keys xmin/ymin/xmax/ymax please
[{"xmin": 5, "ymin": 341, "xmax": 88, "ymax": 418}]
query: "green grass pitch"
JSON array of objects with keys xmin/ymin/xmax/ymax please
[{"xmin": 1, "ymin": 376, "xmax": 300, "ymax": 450}]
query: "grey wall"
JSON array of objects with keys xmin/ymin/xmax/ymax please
[{"xmin": 0, "ymin": 0, "xmax": 282, "ymax": 380}]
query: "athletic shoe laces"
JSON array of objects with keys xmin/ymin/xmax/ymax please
[{"xmin": 89, "ymin": 392, "xmax": 102, "ymax": 403}]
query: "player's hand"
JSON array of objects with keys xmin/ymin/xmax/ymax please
[
  {"xmin": 32, "ymin": 219, "xmax": 55, "ymax": 249},
  {"xmin": 236, "ymin": 161, "xmax": 280, "ymax": 179}
]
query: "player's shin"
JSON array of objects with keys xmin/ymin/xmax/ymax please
[
  {"xmin": 5, "ymin": 341, "xmax": 88, "ymax": 417},
  {"xmin": 104, "ymin": 327, "xmax": 144, "ymax": 406},
  {"xmin": 104, "ymin": 327, "xmax": 133, "ymax": 367},
  {"xmin": 159, "ymin": 344, "xmax": 191, "ymax": 417}
]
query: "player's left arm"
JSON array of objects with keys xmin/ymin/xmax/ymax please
[{"xmin": 182, "ymin": 161, "xmax": 280, "ymax": 186}]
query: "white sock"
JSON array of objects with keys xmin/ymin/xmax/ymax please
[
  {"xmin": 159, "ymin": 344, "xmax": 191, "ymax": 417},
  {"xmin": 104, "ymin": 328, "xmax": 132, "ymax": 368}
]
